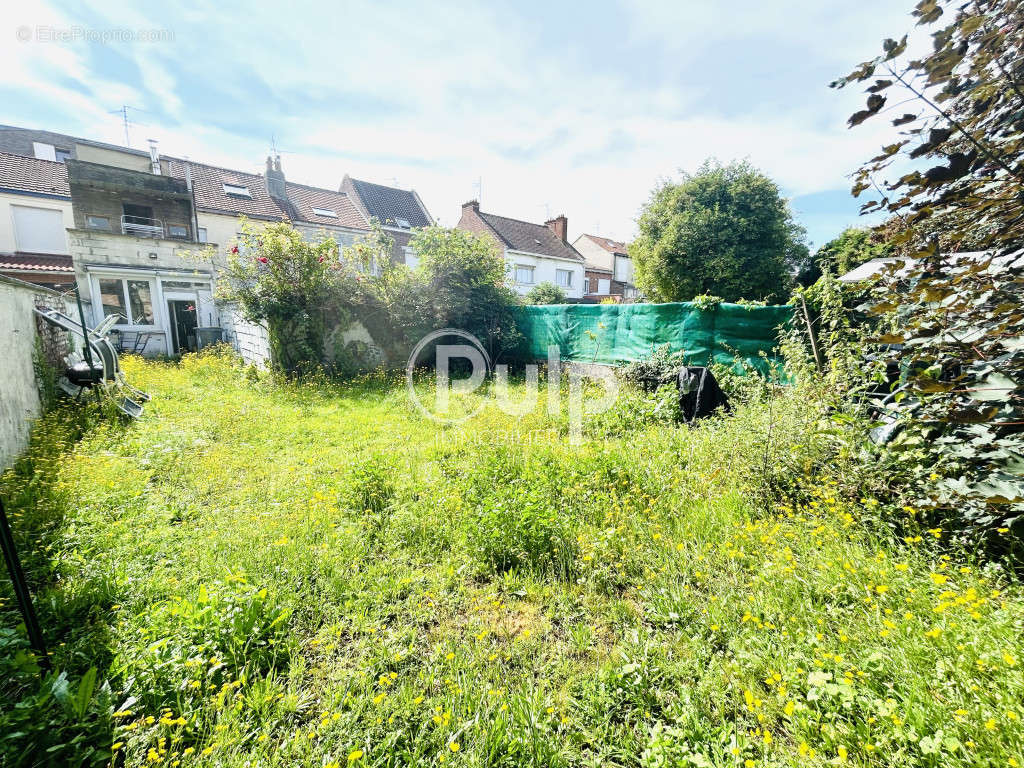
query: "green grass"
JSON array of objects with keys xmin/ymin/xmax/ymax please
[{"xmin": 2, "ymin": 352, "xmax": 1023, "ymax": 767}]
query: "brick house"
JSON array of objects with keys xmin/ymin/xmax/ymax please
[
  {"xmin": 571, "ymin": 233, "xmax": 640, "ymax": 301},
  {"xmin": 457, "ymin": 201, "xmax": 586, "ymax": 299}
]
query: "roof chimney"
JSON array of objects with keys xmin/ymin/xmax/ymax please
[
  {"xmin": 148, "ymin": 139, "xmax": 161, "ymax": 175},
  {"xmin": 265, "ymin": 154, "xmax": 287, "ymax": 200},
  {"xmin": 545, "ymin": 214, "xmax": 567, "ymax": 242},
  {"xmin": 462, "ymin": 199, "xmax": 480, "ymax": 214}
]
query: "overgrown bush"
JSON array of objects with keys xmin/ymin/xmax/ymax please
[
  {"xmin": 216, "ymin": 219, "xmax": 351, "ymax": 375},
  {"xmin": 524, "ymin": 281, "xmax": 567, "ymax": 305},
  {"xmin": 859, "ymin": 252, "xmax": 1024, "ymax": 549},
  {"xmin": 618, "ymin": 344, "xmax": 687, "ymax": 391}
]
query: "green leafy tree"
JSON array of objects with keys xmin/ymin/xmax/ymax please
[
  {"xmin": 832, "ymin": 0, "xmax": 1024, "ymax": 256},
  {"xmin": 217, "ymin": 219, "xmax": 349, "ymax": 374},
  {"xmin": 798, "ymin": 227, "xmax": 893, "ymax": 286},
  {"xmin": 631, "ymin": 160, "xmax": 807, "ymax": 303},
  {"xmin": 524, "ymin": 281, "xmax": 566, "ymax": 304},
  {"xmin": 408, "ymin": 226, "xmax": 523, "ymax": 359}
]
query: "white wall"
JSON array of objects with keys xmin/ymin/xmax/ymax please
[
  {"xmin": 505, "ymin": 250, "xmax": 585, "ymax": 299},
  {"xmin": 220, "ymin": 304, "xmax": 272, "ymax": 367},
  {"xmin": 571, "ymin": 235, "xmax": 614, "ymax": 272},
  {"xmin": 0, "ymin": 277, "xmax": 72, "ymax": 469},
  {"xmin": 614, "ymin": 253, "xmax": 634, "ymax": 284},
  {"xmin": 0, "ymin": 191, "xmax": 73, "ymax": 255}
]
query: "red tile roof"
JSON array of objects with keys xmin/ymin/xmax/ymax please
[
  {"xmin": 166, "ymin": 158, "xmax": 366, "ymax": 229},
  {"xmin": 580, "ymin": 233, "xmax": 628, "ymax": 255},
  {"xmin": 0, "ymin": 152, "xmax": 70, "ymax": 197},
  {"xmin": 0, "ymin": 253, "xmax": 74, "ymax": 272}
]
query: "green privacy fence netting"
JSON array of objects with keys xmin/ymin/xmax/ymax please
[{"xmin": 512, "ymin": 302, "xmax": 793, "ymax": 374}]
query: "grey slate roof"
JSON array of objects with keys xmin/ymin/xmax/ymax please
[
  {"xmin": 342, "ymin": 175, "xmax": 432, "ymax": 228},
  {"xmin": 0, "ymin": 152, "xmax": 70, "ymax": 197},
  {"xmin": 478, "ymin": 211, "xmax": 584, "ymax": 262}
]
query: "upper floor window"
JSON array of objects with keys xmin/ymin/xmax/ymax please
[
  {"xmin": 86, "ymin": 215, "xmax": 111, "ymax": 230},
  {"xmin": 168, "ymin": 224, "xmax": 189, "ymax": 239},
  {"xmin": 223, "ymin": 183, "xmax": 251, "ymax": 197},
  {"xmin": 515, "ymin": 265, "xmax": 535, "ymax": 284},
  {"xmin": 12, "ymin": 205, "xmax": 67, "ymax": 254}
]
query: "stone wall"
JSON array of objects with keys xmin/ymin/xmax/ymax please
[{"xmin": 0, "ymin": 275, "xmax": 73, "ymax": 469}]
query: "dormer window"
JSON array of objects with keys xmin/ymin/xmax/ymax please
[
  {"xmin": 223, "ymin": 183, "xmax": 251, "ymax": 197},
  {"xmin": 312, "ymin": 207, "xmax": 337, "ymax": 218}
]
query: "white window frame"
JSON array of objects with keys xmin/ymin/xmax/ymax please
[
  {"xmin": 515, "ymin": 265, "xmax": 535, "ymax": 284},
  {"xmin": 555, "ymin": 268, "xmax": 573, "ymax": 288},
  {"xmin": 197, "ymin": 227, "xmax": 208, "ymax": 243},
  {"xmin": 222, "ymin": 183, "xmax": 251, "ymax": 197},
  {"xmin": 92, "ymin": 275, "xmax": 158, "ymax": 328},
  {"xmin": 312, "ymin": 207, "xmax": 337, "ymax": 218},
  {"xmin": 583, "ymin": 278, "xmax": 591, "ymax": 294}
]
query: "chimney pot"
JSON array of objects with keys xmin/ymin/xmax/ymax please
[
  {"xmin": 462, "ymin": 199, "xmax": 480, "ymax": 212},
  {"xmin": 545, "ymin": 214, "xmax": 567, "ymax": 242},
  {"xmin": 265, "ymin": 155, "xmax": 287, "ymax": 200}
]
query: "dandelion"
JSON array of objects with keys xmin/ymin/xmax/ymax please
[
  {"xmin": 449, "ymin": 742, "xmax": 460, "ymax": 752},
  {"xmin": 348, "ymin": 749, "xmax": 364, "ymax": 761}
]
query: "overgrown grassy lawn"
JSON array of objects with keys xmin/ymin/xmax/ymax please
[{"xmin": 3, "ymin": 353, "xmax": 1023, "ymax": 767}]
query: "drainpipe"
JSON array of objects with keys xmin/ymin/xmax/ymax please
[{"xmin": 184, "ymin": 159, "xmax": 201, "ymax": 245}]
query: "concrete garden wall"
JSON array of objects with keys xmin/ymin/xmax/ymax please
[{"xmin": 0, "ymin": 276, "xmax": 73, "ymax": 469}]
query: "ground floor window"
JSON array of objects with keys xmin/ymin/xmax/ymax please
[
  {"xmin": 97, "ymin": 277, "xmax": 154, "ymax": 325},
  {"xmin": 515, "ymin": 265, "xmax": 535, "ymax": 284},
  {"xmin": 556, "ymin": 268, "xmax": 573, "ymax": 288}
]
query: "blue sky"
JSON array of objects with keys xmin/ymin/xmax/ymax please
[{"xmin": 2, "ymin": 0, "xmax": 917, "ymax": 248}]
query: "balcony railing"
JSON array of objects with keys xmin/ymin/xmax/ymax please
[{"xmin": 121, "ymin": 214, "xmax": 164, "ymax": 238}]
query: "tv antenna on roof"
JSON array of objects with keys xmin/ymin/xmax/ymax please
[
  {"xmin": 109, "ymin": 105, "xmax": 147, "ymax": 147},
  {"xmin": 472, "ymin": 176, "xmax": 482, "ymax": 205},
  {"xmin": 538, "ymin": 202, "xmax": 551, "ymax": 220}
]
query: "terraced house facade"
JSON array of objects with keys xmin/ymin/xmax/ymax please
[{"xmin": 0, "ymin": 124, "xmax": 441, "ymax": 361}]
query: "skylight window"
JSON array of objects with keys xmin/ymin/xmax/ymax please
[
  {"xmin": 223, "ymin": 183, "xmax": 251, "ymax": 197},
  {"xmin": 395, "ymin": 217, "xmax": 411, "ymax": 229},
  {"xmin": 312, "ymin": 207, "xmax": 337, "ymax": 218}
]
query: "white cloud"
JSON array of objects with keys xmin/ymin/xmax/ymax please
[{"xmin": 2, "ymin": 0, "xmax": 921, "ymax": 243}]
